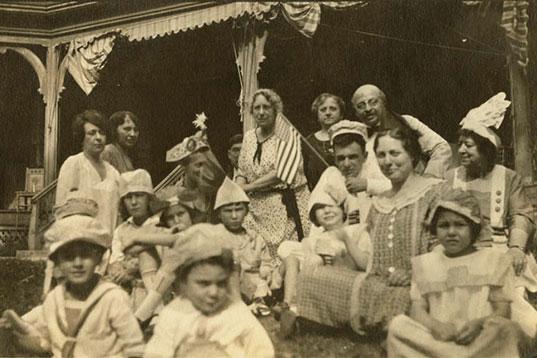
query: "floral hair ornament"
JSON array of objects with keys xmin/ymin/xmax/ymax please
[
  {"xmin": 166, "ymin": 112, "xmax": 210, "ymax": 163},
  {"xmin": 459, "ymin": 92, "xmax": 511, "ymax": 148}
]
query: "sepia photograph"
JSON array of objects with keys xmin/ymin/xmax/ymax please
[{"xmin": 0, "ymin": 1, "xmax": 536, "ymax": 356}]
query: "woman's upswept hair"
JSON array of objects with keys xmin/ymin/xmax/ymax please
[
  {"xmin": 374, "ymin": 127, "xmax": 421, "ymax": 168},
  {"xmin": 72, "ymin": 110, "xmax": 107, "ymax": 149},
  {"xmin": 250, "ymin": 88, "xmax": 283, "ymax": 114},
  {"xmin": 311, "ymin": 93, "xmax": 345, "ymax": 117}
]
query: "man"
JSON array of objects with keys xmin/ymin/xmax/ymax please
[
  {"xmin": 348, "ymin": 84, "xmax": 452, "ymax": 194},
  {"xmin": 314, "ymin": 120, "xmax": 371, "ymax": 225},
  {"xmin": 226, "ymin": 134, "xmax": 243, "ymax": 181},
  {"xmin": 166, "ymin": 132, "xmax": 225, "ymax": 222},
  {"xmin": 102, "ymin": 111, "xmax": 140, "ymax": 173}
]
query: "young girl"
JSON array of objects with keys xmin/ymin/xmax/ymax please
[
  {"xmin": 388, "ymin": 189, "xmax": 523, "ymax": 357},
  {"xmin": 1, "ymin": 207, "xmax": 144, "ymax": 357},
  {"xmin": 107, "ymin": 169, "xmax": 169, "ymax": 313},
  {"xmin": 214, "ymin": 177, "xmax": 274, "ymax": 314},
  {"xmin": 144, "ymin": 224, "xmax": 275, "ymax": 358},
  {"xmin": 277, "ymin": 187, "xmax": 370, "ymax": 337}
]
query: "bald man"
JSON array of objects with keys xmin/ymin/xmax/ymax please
[{"xmin": 348, "ymin": 84, "xmax": 452, "ymax": 194}]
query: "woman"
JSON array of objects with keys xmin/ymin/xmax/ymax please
[
  {"xmin": 101, "ymin": 111, "xmax": 140, "ymax": 173},
  {"xmin": 237, "ymin": 89, "xmax": 310, "ymax": 262},
  {"xmin": 56, "ymin": 109, "xmax": 120, "ymax": 235},
  {"xmin": 303, "ymin": 93, "xmax": 345, "ymax": 190},
  {"xmin": 296, "ymin": 128, "xmax": 443, "ymax": 335},
  {"xmin": 447, "ymin": 92, "xmax": 537, "ymax": 337}
]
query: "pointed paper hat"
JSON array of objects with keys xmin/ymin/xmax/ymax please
[
  {"xmin": 166, "ymin": 135, "xmax": 209, "ymax": 163},
  {"xmin": 119, "ymin": 169, "xmax": 154, "ymax": 198},
  {"xmin": 308, "ymin": 186, "xmax": 344, "ymax": 223},
  {"xmin": 214, "ymin": 177, "xmax": 250, "ymax": 210},
  {"xmin": 328, "ymin": 119, "xmax": 368, "ymax": 145},
  {"xmin": 459, "ymin": 92, "xmax": 510, "ymax": 148}
]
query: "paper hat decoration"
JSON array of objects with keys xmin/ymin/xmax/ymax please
[
  {"xmin": 166, "ymin": 135, "xmax": 209, "ymax": 163},
  {"xmin": 460, "ymin": 92, "xmax": 510, "ymax": 148},
  {"xmin": 119, "ymin": 169, "xmax": 154, "ymax": 198},
  {"xmin": 45, "ymin": 215, "xmax": 111, "ymax": 259},
  {"xmin": 308, "ymin": 186, "xmax": 344, "ymax": 224},
  {"xmin": 159, "ymin": 223, "xmax": 233, "ymax": 275},
  {"xmin": 214, "ymin": 177, "xmax": 250, "ymax": 210},
  {"xmin": 428, "ymin": 188, "xmax": 482, "ymax": 226},
  {"xmin": 328, "ymin": 120, "xmax": 368, "ymax": 145}
]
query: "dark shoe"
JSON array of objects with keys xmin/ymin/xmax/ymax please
[
  {"xmin": 280, "ymin": 308, "xmax": 298, "ymax": 339},
  {"xmin": 272, "ymin": 302, "xmax": 289, "ymax": 321}
]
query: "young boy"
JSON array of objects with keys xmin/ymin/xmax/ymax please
[
  {"xmin": 1, "ymin": 199, "xmax": 144, "ymax": 357},
  {"xmin": 213, "ymin": 177, "xmax": 274, "ymax": 314},
  {"xmin": 144, "ymin": 224, "xmax": 274, "ymax": 357}
]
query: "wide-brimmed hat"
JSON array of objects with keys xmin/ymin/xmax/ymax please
[
  {"xmin": 459, "ymin": 92, "xmax": 510, "ymax": 148},
  {"xmin": 214, "ymin": 177, "xmax": 249, "ymax": 210},
  {"xmin": 328, "ymin": 120, "xmax": 368, "ymax": 145},
  {"xmin": 45, "ymin": 214, "xmax": 110, "ymax": 260},
  {"xmin": 166, "ymin": 135, "xmax": 209, "ymax": 163},
  {"xmin": 428, "ymin": 189, "xmax": 482, "ymax": 226},
  {"xmin": 119, "ymin": 169, "xmax": 154, "ymax": 198}
]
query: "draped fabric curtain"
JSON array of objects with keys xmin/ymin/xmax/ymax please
[
  {"xmin": 66, "ymin": 33, "xmax": 117, "ymax": 95},
  {"xmin": 234, "ymin": 23, "xmax": 268, "ymax": 132}
]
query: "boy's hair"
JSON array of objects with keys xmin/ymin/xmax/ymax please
[
  {"xmin": 176, "ymin": 250, "xmax": 235, "ymax": 283},
  {"xmin": 430, "ymin": 207, "xmax": 481, "ymax": 244},
  {"xmin": 50, "ymin": 240, "xmax": 106, "ymax": 264},
  {"xmin": 309, "ymin": 203, "xmax": 347, "ymax": 227}
]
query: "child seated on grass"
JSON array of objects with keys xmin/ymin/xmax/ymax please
[
  {"xmin": 0, "ymin": 202, "xmax": 144, "ymax": 357},
  {"xmin": 388, "ymin": 189, "xmax": 526, "ymax": 357},
  {"xmin": 144, "ymin": 224, "xmax": 274, "ymax": 358},
  {"xmin": 214, "ymin": 177, "xmax": 274, "ymax": 314},
  {"xmin": 107, "ymin": 169, "xmax": 167, "ymax": 312},
  {"xmin": 276, "ymin": 187, "xmax": 371, "ymax": 338}
]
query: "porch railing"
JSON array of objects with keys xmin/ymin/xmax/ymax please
[
  {"xmin": 27, "ymin": 179, "xmax": 57, "ymax": 250},
  {"xmin": 27, "ymin": 165, "xmax": 184, "ymax": 249}
]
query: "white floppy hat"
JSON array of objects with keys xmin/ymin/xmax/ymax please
[
  {"xmin": 214, "ymin": 177, "xmax": 250, "ymax": 210},
  {"xmin": 119, "ymin": 169, "xmax": 154, "ymax": 198},
  {"xmin": 328, "ymin": 119, "xmax": 368, "ymax": 145},
  {"xmin": 45, "ymin": 215, "xmax": 111, "ymax": 260}
]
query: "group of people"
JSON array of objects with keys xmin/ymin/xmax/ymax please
[{"xmin": 1, "ymin": 84, "xmax": 537, "ymax": 357}]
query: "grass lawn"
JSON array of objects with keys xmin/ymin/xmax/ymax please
[{"xmin": 259, "ymin": 315, "xmax": 384, "ymax": 357}]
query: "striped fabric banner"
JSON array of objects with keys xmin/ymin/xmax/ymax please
[
  {"xmin": 501, "ymin": 0, "xmax": 529, "ymax": 67},
  {"xmin": 274, "ymin": 113, "xmax": 301, "ymax": 186}
]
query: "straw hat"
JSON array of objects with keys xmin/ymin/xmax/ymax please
[{"xmin": 214, "ymin": 177, "xmax": 249, "ymax": 210}]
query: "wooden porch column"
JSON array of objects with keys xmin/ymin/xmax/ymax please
[
  {"xmin": 43, "ymin": 45, "xmax": 61, "ymax": 185},
  {"xmin": 509, "ymin": 59, "xmax": 533, "ymax": 182}
]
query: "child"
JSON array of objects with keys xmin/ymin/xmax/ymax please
[
  {"xmin": 276, "ymin": 187, "xmax": 371, "ymax": 337},
  {"xmin": 144, "ymin": 224, "xmax": 275, "ymax": 358},
  {"xmin": 107, "ymin": 169, "xmax": 167, "ymax": 311},
  {"xmin": 213, "ymin": 177, "xmax": 274, "ymax": 314},
  {"xmin": 388, "ymin": 189, "xmax": 523, "ymax": 357},
  {"xmin": 0, "ymin": 201, "xmax": 144, "ymax": 357}
]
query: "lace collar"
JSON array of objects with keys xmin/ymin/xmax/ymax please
[{"xmin": 372, "ymin": 175, "xmax": 443, "ymax": 213}]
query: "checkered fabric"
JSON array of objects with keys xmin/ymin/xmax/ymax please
[{"xmin": 296, "ymin": 265, "xmax": 363, "ymax": 327}]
